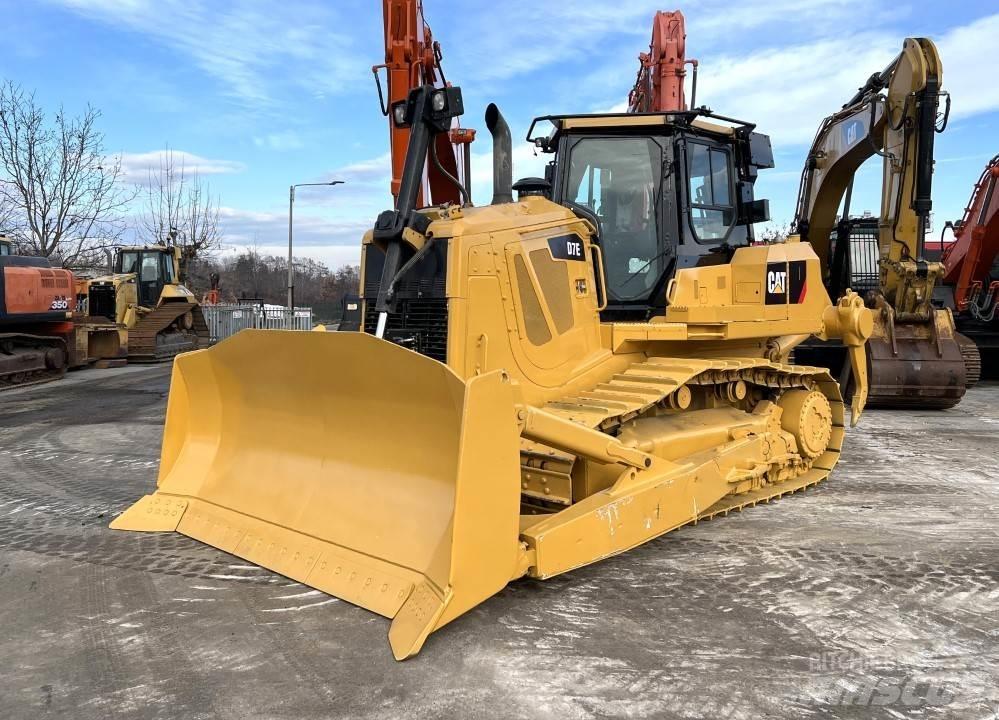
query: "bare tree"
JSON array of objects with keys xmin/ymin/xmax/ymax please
[
  {"xmin": 140, "ymin": 148, "xmax": 222, "ymax": 280},
  {"xmin": 0, "ymin": 195, "xmax": 16, "ymax": 237},
  {"xmin": 760, "ymin": 221, "xmax": 792, "ymax": 243},
  {"xmin": 0, "ymin": 80, "xmax": 134, "ymax": 266}
]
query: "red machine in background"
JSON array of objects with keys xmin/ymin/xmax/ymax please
[
  {"xmin": 939, "ymin": 154, "xmax": 999, "ymax": 374},
  {"xmin": 373, "ymin": 0, "xmax": 474, "ymax": 204},
  {"xmin": 942, "ymin": 154, "xmax": 999, "ymax": 319},
  {"xmin": 628, "ymin": 10, "xmax": 698, "ymax": 113},
  {"xmin": 0, "ymin": 237, "xmax": 76, "ymax": 388}
]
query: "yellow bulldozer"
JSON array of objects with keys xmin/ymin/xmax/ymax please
[
  {"xmin": 84, "ymin": 242, "xmax": 208, "ymax": 362},
  {"xmin": 112, "ymin": 85, "xmax": 872, "ymax": 659}
]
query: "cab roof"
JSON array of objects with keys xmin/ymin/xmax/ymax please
[{"xmin": 527, "ymin": 109, "xmax": 756, "ymax": 153}]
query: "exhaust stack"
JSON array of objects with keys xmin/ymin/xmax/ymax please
[{"xmin": 485, "ymin": 104, "xmax": 513, "ymax": 205}]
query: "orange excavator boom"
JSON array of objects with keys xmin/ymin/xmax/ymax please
[
  {"xmin": 628, "ymin": 10, "xmax": 698, "ymax": 113},
  {"xmin": 942, "ymin": 154, "xmax": 999, "ymax": 315},
  {"xmin": 373, "ymin": 0, "xmax": 473, "ymax": 205}
]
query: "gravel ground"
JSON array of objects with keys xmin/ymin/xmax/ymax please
[{"xmin": 0, "ymin": 365, "xmax": 996, "ymax": 720}]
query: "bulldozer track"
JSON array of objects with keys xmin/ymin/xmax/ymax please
[
  {"xmin": 523, "ymin": 357, "xmax": 844, "ymax": 522},
  {"xmin": 128, "ymin": 303, "xmax": 209, "ymax": 363}
]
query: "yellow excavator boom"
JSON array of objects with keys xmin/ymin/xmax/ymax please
[{"xmin": 792, "ymin": 37, "xmax": 974, "ymax": 408}]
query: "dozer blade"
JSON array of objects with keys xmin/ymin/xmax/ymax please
[{"xmin": 111, "ymin": 330, "xmax": 525, "ymax": 659}]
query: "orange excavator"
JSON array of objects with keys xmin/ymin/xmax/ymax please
[
  {"xmin": 940, "ymin": 154, "xmax": 999, "ymax": 377},
  {"xmin": 628, "ymin": 10, "xmax": 698, "ymax": 113},
  {"xmin": 373, "ymin": 0, "xmax": 474, "ymax": 205},
  {"xmin": 0, "ymin": 236, "xmax": 78, "ymax": 388}
]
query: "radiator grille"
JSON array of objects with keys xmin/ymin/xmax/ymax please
[
  {"xmin": 88, "ymin": 282, "xmax": 116, "ymax": 320},
  {"xmin": 361, "ymin": 241, "xmax": 448, "ymax": 363},
  {"xmin": 363, "ymin": 298, "xmax": 448, "ymax": 362}
]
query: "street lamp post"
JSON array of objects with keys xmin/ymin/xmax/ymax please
[{"xmin": 288, "ymin": 180, "xmax": 345, "ymax": 312}]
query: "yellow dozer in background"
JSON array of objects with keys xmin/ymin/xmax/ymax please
[
  {"xmin": 112, "ymin": 86, "xmax": 872, "ymax": 660},
  {"xmin": 83, "ymin": 242, "xmax": 208, "ymax": 362}
]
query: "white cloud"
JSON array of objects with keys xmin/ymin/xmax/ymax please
[
  {"xmin": 444, "ymin": 0, "xmax": 873, "ymax": 89},
  {"xmin": 253, "ymin": 131, "xmax": 304, "ymax": 151},
  {"xmin": 46, "ymin": 0, "xmax": 366, "ymax": 104},
  {"xmin": 118, "ymin": 149, "xmax": 245, "ymax": 184},
  {"xmin": 936, "ymin": 13, "xmax": 999, "ymax": 118},
  {"xmin": 205, "ymin": 150, "xmax": 395, "ymax": 272},
  {"xmin": 218, "ymin": 205, "xmax": 366, "ymax": 258},
  {"xmin": 695, "ymin": 33, "xmax": 899, "ymax": 147},
  {"xmin": 699, "ymin": 13, "xmax": 999, "ymax": 150},
  {"xmin": 329, "ymin": 152, "xmax": 391, "ymax": 186}
]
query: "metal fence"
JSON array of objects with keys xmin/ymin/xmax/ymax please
[{"xmin": 202, "ymin": 304, "xmax": 314, "ymax": 344}]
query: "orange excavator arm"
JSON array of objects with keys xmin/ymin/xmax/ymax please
[
  {"xmin": 374, "ymin": 0, "xmax": 473, "ymax": 205},
  {"xmin": 942, "ymin": 154, "xmax": 999, "ymax": 313},
  {"xmin": 628, "ymin": 10, "xmax": 698, "ymax": 113}
]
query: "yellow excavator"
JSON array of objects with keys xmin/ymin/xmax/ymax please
[
  {"xmin": 790, "ymin": 38, "xmax": 976, "ymax": 408},
  {"xmin": 84, "ymin": 242, "xmax": 208, "ymax": 362},
  {"xmin": 111, "ymin": 85, "xmax": 872, "ymax": 659}
]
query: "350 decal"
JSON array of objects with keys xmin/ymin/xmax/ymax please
[{"xmin": 49, "ymin": 295, "xmax": 70, "ymax": 310}]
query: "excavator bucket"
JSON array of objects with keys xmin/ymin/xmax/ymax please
[
  {"xmin": 866, "ymin": 324, "xmax": 967, "ymax": 409},
  {"xmin": 111, "ymin": 330, "xmax": 525, "ymax": 659}
]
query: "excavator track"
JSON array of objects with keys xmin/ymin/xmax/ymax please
[
  {"xmin": 958, "ymin": 334, "xmax": 982, "ymax": 388},
  {"xmin": 128, "ymin": 304, "xmax": 209, "ymax": 363},
  {"xmin": 521, "ymin": 357, "xmax": 845, "ymax": 524},
  {"xmin": 0, "ymin": 333, "xmax": 68, "ymax": 391}
]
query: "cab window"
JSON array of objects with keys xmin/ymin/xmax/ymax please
[
  {"xmin": 161, "ymin": 253, "xmax": 176, "ymax": 282},
  {"xmin": 687, "ymin": 143, "xmax": 734, "ymax": 242},
  {"xmin": 118, "ymin": 251, "xmax": 140, "ymax": 274},
  {"xmin": 139, "ymin": 255, "xmax": 160, "ymax": 282},
  {"xmin": 565, "ymin": 137, "xmax": 663, "ymax": 302}
]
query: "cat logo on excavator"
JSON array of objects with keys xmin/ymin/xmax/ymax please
[{"xmin": 112, "ymin": 85, "xmax": 872, "ymax": 660}]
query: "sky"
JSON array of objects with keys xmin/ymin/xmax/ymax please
[{"xmin": 4, "ymin": 0, "xmax": 998, "ymax": 270}]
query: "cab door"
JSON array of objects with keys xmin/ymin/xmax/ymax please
[{"xmin": 136, "ymin": 252, "xmax": 165, "ymax": 308}]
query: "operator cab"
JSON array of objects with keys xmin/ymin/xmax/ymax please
[
  {"xmin": 527, "ymin": 111, "xmax": 774, "ymax": 320},
  {"xmin": 115, "ymin": 247, "xmax": 177, "ymax": 308}
]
